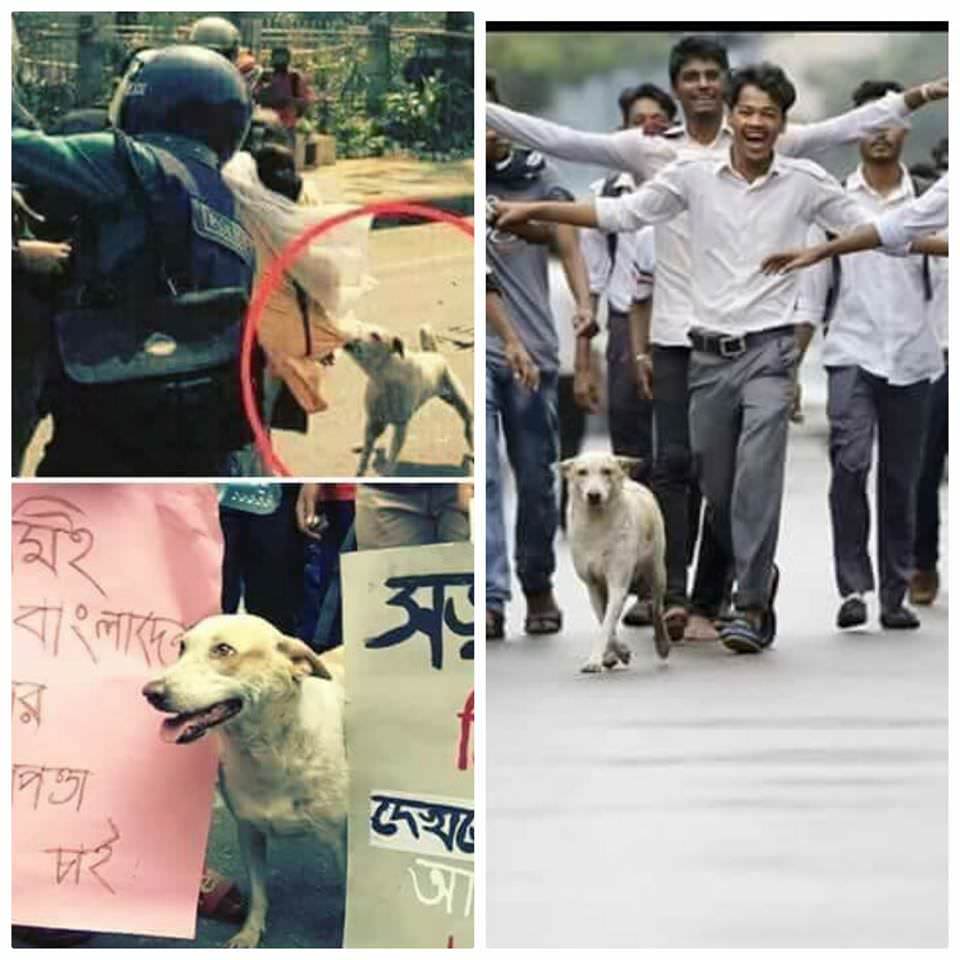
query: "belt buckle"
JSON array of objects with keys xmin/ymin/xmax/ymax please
[{"xmin": 719, "ymin": 335, "xmax": 745, "ymax": 359}]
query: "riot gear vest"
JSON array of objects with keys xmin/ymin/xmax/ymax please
[{"xmin": 55, "ymin": 131, "xmax": 255, "ymax": 385}]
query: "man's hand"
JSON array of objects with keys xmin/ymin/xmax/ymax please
[
  {"xmin": 492, "ymin": 200, "xmax": 534, "ymax": 231},
  {"xmin": 925, "ymin": 77, "xmax": 948, "ymax": 102},
  {"xmin": 573, "ymin": 365, "xmax": 600, "ymax": 413},
  {"xmin": 295, "ymin": 483, "xmax": 325, "ymax": 539},
  {"xmin": 572, "ymin": 305, "xmax": 598, "ymax": 339},
  {"xmin": 761, "ymin": 245, "xmax": 828, "ymax": 275},
  {"xmin": 504, "ymin": 339, "xmax": 540, "ymax": 391},
  {"xmin": 634, "ymin": 352, "xmax": 654, "ymax": 400},
  {"xmin": 16, "ymin": 240, "xmax": 71, "ymax": 276}
]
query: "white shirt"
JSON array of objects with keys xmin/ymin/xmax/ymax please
[
  {"xmin": 813, "ymin": 166, "xmax": 943, "ymax": 385},
  {"xmin": 580, "ymin": 175, "xmax": 655, "ymax": 312},
  {"xmin": 875, "ymin": 173, "xmax": 949, "ymax": 249},
  {"xmin": 595, "ymin": 153, "xmax": 866, "ymax": 337},
  {"xmin": 488, "ymin": 93, "xmax": 913, "ymax": 345},
  {"xmin": 928, "ymin": 231, "xmax": 948, "ymax": 351}
]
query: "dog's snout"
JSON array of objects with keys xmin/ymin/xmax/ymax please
[
  {"xmin": 587, "ymin": 490, "xmax": 603, "ymax": 506},
  {"xmin": 142, "ymin": 679, "xmax": 167, "ymax": 708}
]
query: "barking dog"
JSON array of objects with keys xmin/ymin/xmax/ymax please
[
  {"xmin": 561, "ymin": 452, "xmax": 670, "ymax": 672},
  {"xmin": 142, "ymin": 614, "xmax": 347, "ymax": 948},
  {"xmin": 343, "ymin": 323, "xmax": 473, "ymax": 475}
]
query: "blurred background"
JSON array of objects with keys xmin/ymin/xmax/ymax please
[{"xmin": 487, "ymin": 29, "xmax": 948, "ymax": 195}]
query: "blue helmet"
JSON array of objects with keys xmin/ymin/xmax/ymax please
[{"xmin": 112, "ymin": 45, "xmax": 251, "ymax": 165}]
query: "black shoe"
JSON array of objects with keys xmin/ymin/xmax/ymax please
[
  {"xmin": 622, "ymin": 597, "xmax": 653, "ymax": 627},
  {"xmin": 837, "ymin": 596, "xmax": 867, "ymax": 629},
  {"xmin": 880, "ymin": 605, "xmax": 920, "ymax": 630}
]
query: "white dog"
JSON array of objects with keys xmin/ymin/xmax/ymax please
[
  {"xmin": 343, "ymin": 322, "xmax": 473, "ymax": 475},
  {"xmin": 142, "ymin": 614, "xmax": 347, "ymax": 948},
  {"xmin": 561, "ymin": 452, "xmax": 671, "ymax": 672}
]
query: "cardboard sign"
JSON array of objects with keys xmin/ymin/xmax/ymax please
[
  {"xmin": 342, "ymin": 542, "xmax": 474, "ymax": 948},
  {"xmin": 12, "ymin": 485, "xmax": 223, "ymax": 938}
]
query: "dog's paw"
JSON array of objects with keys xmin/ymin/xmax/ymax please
[
  {"xmin": 613, "ymin": 641, "xmax": 632, "ymax": 665},
  {"xmin": 601, "ymin": 648, "xmax": 621, "ymax": 670},
  {"xmin": 225, "ymin": 929, "xmax": 262, "ymax": 949},
  {"xmin": 580, "ymin": 658, "xmax": 604, "ymax": 674}
]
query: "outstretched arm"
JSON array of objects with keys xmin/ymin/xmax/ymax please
[
  {"xmin": 487, "ymin": 102, "xmax": 675, "ymax": 180},
  {"xmin": 780, "ymin": 78, "xmax": 948, "ymax": 157}
]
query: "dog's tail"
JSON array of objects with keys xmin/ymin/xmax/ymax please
[{"xmin": 418, "ymin": 324, "xmax": 439, "ymax": 352}]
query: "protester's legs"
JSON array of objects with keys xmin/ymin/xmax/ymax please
[
  {"xmin": 914, "ymin": 365, "xmax": 948, "ymax": 571},
  {"xmin": 689, "ymin": 505, "xmax": 733, "ymax": 617},
  {"xmin": 875, "ymin": 376, "xmax": 931, "ymax": 611},
  {"xmin": 607, "ymin": 311, "xmax": 653, "ymax": 460},
  {"xmin": 729, "ymin": 338, "xmax": 794, "ymax": 608},
  {"xmin": 485, "ymin": 364, "xmax": 511, "ymax": 614},
  {"xmin": 651, "ymin": 346, "xmax": 696, "ymax": 607},
  {"xmin": 827, "ymin": 366, "xmax": 877, "ymax": 599},
  {"xmin": 501, "ymin": 370, "xmax": 560, "ymax": 599}
]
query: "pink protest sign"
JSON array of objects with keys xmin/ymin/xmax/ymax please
[{"xmin": 12, "ymin": 484, "xmax": 223, "ymax": 938}]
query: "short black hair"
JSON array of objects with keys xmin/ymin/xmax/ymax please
[
  {"xmin": 255, "ymin": 143, "xmax": 302, "ymax": 202},
  {"xmin": 851, "ymin": 79, "xmax": 903, "ymax": 106},
  {"xmin": 932, "ymin": 136, "xmax": 948, "ymax": 170},
  {"xmin": 668, "ymin": 35, "xmax": 729, "ymax": 86},
  {"xmin": 726, "ymin": 62, "xmax": 796, "ymax": 116},
  {"xmin": 486, "ymin": 72, "xmax": 501, "ymax": 104},
  {"xmin": 617, "ymin": 82, "xmax": 677, "ymax": 125}
]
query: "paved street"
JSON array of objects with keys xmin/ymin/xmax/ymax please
[{"xmin": 486, "ymin": 359, "xmax": 947, "ymax": 947}]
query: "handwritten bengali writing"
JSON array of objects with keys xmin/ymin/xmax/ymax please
[
  {"xmin": 11, "ymin": 681, "xmax": 46, "ymax": 729},
  {"xmin": 369, "ymin": 793, "xmax": 474, "ymax": 860},
  {"xmin": 12, "ymin": 496, "xmax": 107, "ymax": 597},
  {"xmin": 407, "ymin": 858, "xmax": 474, "ymax": 918},
  {"xmin": 456, "ymin": 690, "xmax": 474, "ymax": 772},
  {"xmin": 43, "ymin": 818, "xmax": 120, "ymax": 895},
  {"xmin": 12, "ymin": 763, "xmax": 93, "ymax": 813},
  {"xmin": 14, "ymin": 602, "xmax": 186, "ymax": 669},
  {"xmin": 365, "ymin": 573, "xmax": 474, "ymax": 670}
]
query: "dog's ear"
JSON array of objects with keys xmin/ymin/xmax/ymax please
[
  {"xmin": 276, "ymin": 637, "xmax": 333, "ymax": 681},
  {"xmin": 615, "ymin": 456, "xmax": 644, "ymax": 479},
  {"xmin": 370, "ymin": 329, "xmax": 382, "ymax": 342},
  {"xmin": 392, "ymin": 336, "xmax": 405, "ymax": 357},
  {"xmin": 556, "ymin": 458, "xmax": 575, "ymax": 479}
]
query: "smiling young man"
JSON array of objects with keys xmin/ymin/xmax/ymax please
[
  {"xmin": 493, "ymin": 63, "xmax": 881, "ymax": 654},
  {"xmin": 487, "ymin": 35, "xmax": 947, "ymax": 642}
]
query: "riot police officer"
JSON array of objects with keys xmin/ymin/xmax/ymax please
[
  {"xmin": 188, "ymin": 16, "xmax": 241, "ymax": 63},
  {"xmin": 12, "ymin": 45, "xmax": 256, "ymax": 477}
]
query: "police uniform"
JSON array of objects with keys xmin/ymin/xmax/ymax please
[{"xmin": 11, "ymin": 46, "xmax": 255, "ymax": 477}]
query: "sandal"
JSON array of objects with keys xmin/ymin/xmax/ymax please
[
  {"xmin": 198, "ymin": 868, "xmax": 246, "ymax": 922},
  {"xmin": 524, "ymin": 609, "xmax": 563, "ymax": 635},
  {"xmin": 622, "ymin": 598, "xmax": 653, "ymax": 627},
  {"xmin": 662, "ymin": 605, "xmax": 688, "ymax": 642},
  {"xmin": 720, "ymin": 614, "xmax": 767, "ymax": 654},
  {"xmin": 486, "ymin": 608, "xmax": 504, "ymax": 641}
]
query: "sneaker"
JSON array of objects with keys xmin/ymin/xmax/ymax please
[
  {"xmin": 880, "ymin": 605, "xmax": 920, "ymax": 630},
  {"xmin": 909, "ymin": 568, "xmax": 939, "ymax": 606},
  {"xmin": 837, "ymin": 595, "xmax": 867, "ymax": 629}
]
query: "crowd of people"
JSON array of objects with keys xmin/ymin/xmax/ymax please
[
  {"xmin": 485, "ymin": 34, "xmax": 948, "ymax": 653},
  {"xmin": 12, "ymin": 17, "xmax": 358, "ymax": 478}
]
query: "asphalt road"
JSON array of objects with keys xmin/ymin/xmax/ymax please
[{"xmin": 486, "ymin": 361, "xmax": 948, "ymax": 947}]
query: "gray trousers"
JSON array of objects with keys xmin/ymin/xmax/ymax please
[
  {"xmin": 826, "ymin": 366, "xmax": 931, "ymax": 609},
  {"xmin": 688, "ymin": 333, "xmax": 796, "ymax": 609}
]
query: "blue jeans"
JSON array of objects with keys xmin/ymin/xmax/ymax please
[{"xmin": 486, "ymin": 362, "xmax": 559, "ymax": 613}]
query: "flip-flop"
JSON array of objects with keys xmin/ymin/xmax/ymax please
[
  {"xmin": 198, "ymin": 868, "xmax": 246, "ymax": 922},
  {"xmin": 662, "ymin": 605, "xmax": 688, "ymax": 642},
  {"xmin": 486, "ymin": 609, "xmax": 504, "ymax": 641},
  {"xmin": 622, "ymin": 598, "xmax": 653, "ymax": 627},
  {"xmin": 720, "ymin": 615, "xmax": 766, "ymax": 654},
  {"xmin": 524, "ymin": 609, "xmax": 563, "ymax": 635}
]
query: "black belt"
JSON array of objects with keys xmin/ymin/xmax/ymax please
[{"xmin": 688, "ymin": 324, "xmax": 795, "ymax": 359}]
